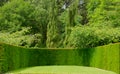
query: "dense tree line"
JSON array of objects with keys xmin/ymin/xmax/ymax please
[{"xmin": 0, "ymin": 0, "xmax": 120, "ymax": 48}]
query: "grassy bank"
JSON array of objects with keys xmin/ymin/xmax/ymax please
[{"xmin": 8, "ymin": 66, "xmax": 116, "ymax": 74}]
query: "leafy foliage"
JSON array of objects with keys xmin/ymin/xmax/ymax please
[
  {"xmin": 67, "ymin": 26, "xmax": 120, "ymax": 49},
  {"xmin": 0, "ymin": 0, "xmax": 35, "ymax": 32},
  {"xmin": 0, "ymin": 0, "xmax": 48, "ymax": 47},
  {"xmin": 64, "ymin": 0, "xmax": 120, "ymax": 49},
  {"xmin": 0, "ymin": 0, "xmax": 8, "ymax": 6},
  {"xmin": 87, "ymin": 0, "xmax": 120, "ymax": 28},
  {"xmin": 0, "ymin": 27, "xmax": 42, "ymax": 47},
  {"xmin": 0, "ymin": 0, "xmax": 120, "ymax": 48}
]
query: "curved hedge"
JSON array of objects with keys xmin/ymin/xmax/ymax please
[{"xmin": 0, "ymin": 43, "xmax": 119, "ymax": 74}]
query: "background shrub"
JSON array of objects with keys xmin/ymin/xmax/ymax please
[
  {"xmin": 0, "ymin": 27, "xmax": 42, "ymax": 48},
  {"xmin": 0, "ymin": 0, "xmax": 35, "ymax": 32},
  {"xmin": 67, "ymin": 26, "xmax": 120, "ymax": 49}
]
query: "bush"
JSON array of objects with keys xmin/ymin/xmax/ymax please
[
  {"xmin": 87, "ymin": 0, "xmax": 120, "ymax": 28},
  {"xmin": 67, "ymin": 26, "xmax": 120, "ymax": 49},
  {"xmin": 0, "ymin": 0, "xmax": 35, "ymax": 32},
  {"xmin": 0, "ymin": 27, "xmax": 42, "ymax": 48}
]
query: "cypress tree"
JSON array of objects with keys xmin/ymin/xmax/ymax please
[
  {"xmin": 64, "ymin": 0, "xmax": 79, "ymax": 47},
  {"xmin": 46, "ymin": 0, "xmax": 59, "ymax": 48}
]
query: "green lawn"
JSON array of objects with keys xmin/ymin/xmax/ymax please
[{"xmin": 7, "ymin": 66, "xmax": 116, "ymax": 74}]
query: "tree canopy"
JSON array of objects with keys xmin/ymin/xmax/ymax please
[{"xmin": 0, "ymin": 0, "xmax": 120, "ymax": 48}]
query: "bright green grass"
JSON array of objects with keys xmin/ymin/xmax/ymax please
[{"xmin": 7, "ymin": 66, "xmax": 116, "ymax": 74}]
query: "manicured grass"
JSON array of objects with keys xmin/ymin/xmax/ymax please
[{"xmin": 7, "ymin": 66, "xmax": 116, "ymax": 74}]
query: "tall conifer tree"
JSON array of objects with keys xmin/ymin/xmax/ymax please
[
  {"xmin": 64, "ymin": 0, "xmax": 79, "ymax": 47},
  {"xmin": 46, "ymin": 0, "xmax": 59, "ymax": 48}
]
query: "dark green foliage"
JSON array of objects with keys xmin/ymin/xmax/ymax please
[
  {"xmin": 0, "ymin": 43, "xmax": 119, "ymax": 74},
  {"xmin": 0, "ymin": 0, "xmax": 120, "ymax": 48},
  {"xmin": 0, "ymin": 0, "xmax": 48, "ymax": 47},
  {"xmin": 0, "ymin": 0, "xmax": 35, "ymax": 32},
  {"xmin": 0, "ymin": 43, "xmax": 4, "ymax": 73},
  {"xmin": 0, "ymin": 0, "xmax": 8, "ymax": 6},
  {"xmin": 28, "ymin": 0, "xmax": 50, "ymax": 47}
]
